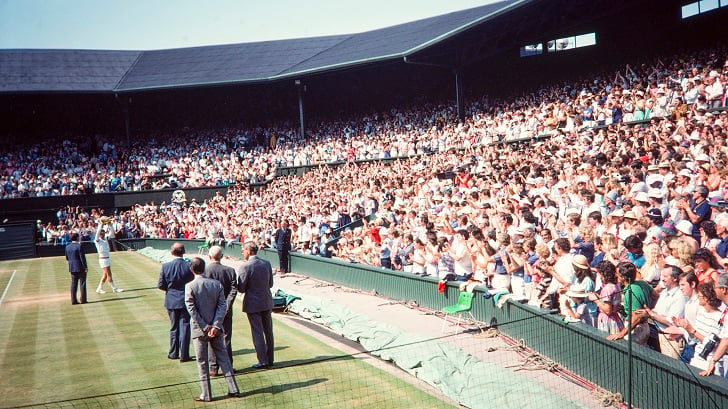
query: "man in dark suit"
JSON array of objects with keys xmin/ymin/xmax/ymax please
[
  {"xmin": 274, "ymin": 220, "xmax": 292, "ymax": 274},
  {"xmin": 237, "ymin": 241, "xmax": 274, "ymax": 368},
  {"xmin": 204, "ymin": 245, "xmax": 237, "ymax": 376},
  {"xmin": 157, "ymin": 242, "xmax": 193, "ymax": 362},
  {"xmin": 185, "ymin": 257, "xmax": 240, "ymax": 402},
  {"xmin": 65, "ymin": 232, "xmax": 87, "ymax": 305}
]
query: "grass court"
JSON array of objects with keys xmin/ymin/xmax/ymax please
[{"xmin": 0, "ymin": 252, "xmax": 453, "ymax": 408}]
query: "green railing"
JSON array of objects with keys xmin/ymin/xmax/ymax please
[
  {"xmin": 117, "ymin": 239, "xmax": 728, "ymax": 409},
  {"xmin": 273, "ymin": 249, "xmax": 728, "ymax": 409}
]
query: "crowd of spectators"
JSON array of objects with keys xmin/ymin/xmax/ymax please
[
  {"xmin": 32, "ymin": 43, "xmax": 728, "ymax": 377},
  {"xmin": 6, "ymin": 46, "xmax": 725, "ymax": 200}
]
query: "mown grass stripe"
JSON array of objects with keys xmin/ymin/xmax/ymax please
[
  {"xmin": 0, "ymin": 261, "xmax": 23, "ymax": 361},
  {"xmin": 32, "ymin": 257, "xmax": 71, "ymax": 405},
  {"xmin": 105, "ymin": 253, "xmax": 185, "ymax": 361},
  {"xmin": 0, "ymin": 269, "xmax": 16, "ymax": 306},
  {"xmin": 90, "ymin": 288, "xmax": 194, "ymax": 390},
  {"xmin": 2, "ymin": 259, "xmax": 39, "ymax": 406}
]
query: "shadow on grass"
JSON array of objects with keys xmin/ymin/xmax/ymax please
[
  {"xmin": 88, "ymin": 295, "xmax": 144, "ymax": 304},
  {"xmin": 242, "ymin": 378, "xmax": 328, "ymax": 397},
  {"xmin": 235, "ymin": 354, "xmax": 355, "ymax": 374},
  {"xmin": 116, "ymin": 286, "xmax": 158, "ymax": 292},
  {"xmin": 233, "ymin": 345, "xmax": 288, "ymax": 356}
]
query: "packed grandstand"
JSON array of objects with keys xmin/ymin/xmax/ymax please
[{"xmin": 3, "ymin": 0, "xmax": 728, "ymax": 385}]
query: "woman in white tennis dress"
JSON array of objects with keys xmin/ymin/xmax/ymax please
[{"xmin": 95, "ymin": 218, "xmax": 123, "ymax": 294}]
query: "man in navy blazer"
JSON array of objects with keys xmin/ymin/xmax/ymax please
[
  {"xmin": 274, "ymin": 220, "xmax": 292, "ymax": 274},
  {"xmin": 237, "ymin": 241, "xmax": 274, "ymax": 368},
  {"xmin": 158, "ymin": 242, "xmax": 193, "ymax": 361},
  {"xmin": 65, "ymin": 232, "xmax": 87, "ymax": 305},
  {"xmin": 185, "ymin": 257, "xmax": 240, "ymax": 402}
]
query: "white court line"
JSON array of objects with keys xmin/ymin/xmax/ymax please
[{"xmin": 0, "ymin": 270, "xmax": 17, "ymax": 307}]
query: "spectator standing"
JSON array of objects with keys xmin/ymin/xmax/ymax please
[
  {"xmin": 646, "ymin": 266, "xmax": 688, "ymax": 358},
  {"xmin": 64, "ymin": 232, "xmax": 87, "ymax": 305},
  {"xmin": 274, "ymin": 220, "xmax": 292, "ymax": 274},
  {"xmin": 677, "ymin": 185, "xmax": 712, "ymax": 244},
  {"xmin": 699, "ymin": 274, "xmax": 728, "ymax": 378},
  {"xmin": 157, "ymin": 243, "xmax": 193, "ymax": 362},
  {"xmin": 545, "ymin": 238, "xmax": 576, "ymax": 303},
  {"xmin": 676, "ymin": 283, "xmax": 724, "ymax": 373},
  {"xmin": 608, "ymin": 262, "xmax": 654, "ymax": 345},
  {"xmin": 589, "ymin": 261, "xmax": 624, "ymax": 335}
]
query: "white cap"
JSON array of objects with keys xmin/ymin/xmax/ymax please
[
  {"xmin": 634, "ymin": 192, "xmax": 649, "ymax": 203},
  {"xmin": 565, "ymin": 208, "xmax": 581, "ymax": 216},
  {"xmin": 647, "ymin": 174, "xmax": 664, "ymax": 185},
  {"xmin": 695, "ymin": 153, "xmax": 711, "ymax": 162},
  {"xmin": 675, "ymin": 220, "xmax": 693, "ymax": 235}
]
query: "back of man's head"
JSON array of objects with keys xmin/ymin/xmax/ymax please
[
  {"xmin": 70, "ymin": 232, "xmax": 80, "ymax": 242},
  {"xmin": 171, "ymin": 242, "xmax": 185, "ymax": 257},
  {"xmin": 617, "ymin": 261, "xmax": 638, "ymax": 284},
  {"xmin": 243, "ymin": 241, "xmax": 259, "ymax": 255},
  {"xmin": 190, "ymin": 257, "xmax": 205, "ymax": 275},
  {"xmin": 209, "ymin": 245, "xmax": 223, "ymax": 261}
]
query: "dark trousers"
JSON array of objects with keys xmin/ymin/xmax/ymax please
[
  {"xmin": 278, "ymin": 249, "xmax": 290, "ymax": 273},
  {"xmin": 168, "ymin": 308, "xmax": 191, "ymax": 360},
  {"xmin": 247, "ymin": 310, "xmax": 274, "ymax": 366},
  {"xmin": 70, "ymin": 271, "xmax": 87, "ymax": 304},
  {"xmin": 380, "ymin": 257, "xmax": 392, "ymax": 270},
  {"xmin": 680, "ymin": 342, "xmax": 696, "ymax": 363},
  {"xmin": 208, "ymin": 312, "xmax": 233, "ymax": 373}
]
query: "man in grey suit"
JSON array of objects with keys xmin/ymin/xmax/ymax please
[
  {"xmin": 237, "ymin": 241, "xmax": 274, "ymax": 369},
  {"xmin": 185, "ymin": 257, "xmax": 240, "ymax": 402},
  {"xmin": 204, "ymin": 245, "xmax": 237, "ymax": 376},
  {"xmin": 65, "ymin": 232, "xmax": 87, "ymax": 305},
  {"xmin": 157, "ymin": 242, "xmax": 193, "ymax": 362}
]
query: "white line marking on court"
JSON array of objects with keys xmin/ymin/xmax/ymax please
[{"xmin": 0, "ymin": 270, "xmax": 17, "ymax": 307}]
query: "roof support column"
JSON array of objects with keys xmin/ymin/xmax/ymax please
[
  {"xmin": 454, "ymin": 67, "xmax": 465, "ymax": 121},
  {"xmin": 295, "ymin": 80, "xmax": 305, "ymax": 139},
  {"xmin": 123, "ymin": 107, "xmax": 131, "ymax": 149},
  {"xmin": 115, "ymin": 93, "xmax": 132, "ymax": 149}
]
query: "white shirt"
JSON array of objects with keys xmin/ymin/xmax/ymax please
[
  {"xmin": 547, "ymin": 253, "xmax": 575, "ymax": 295},
  {"xmin": 683, "ymin": 294, "xmax": 700, "ymax": 341},
  {"xmin": 451, "ymin": 238, "xmax": 472, "ymax": 276},
  {"xmin": 653, "ymin": 285, "xmax": 687, "ymax": 330},
  {"xmin": 94, "ymin": 223, "xmax": 110, "ymax": 258}
]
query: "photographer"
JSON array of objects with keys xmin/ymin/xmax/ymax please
[
  {"xmin": 698, "ymin": 274, "xmax": 728, "ymax": 377},
  {"xmin": 674, "ymin": 283, "xmax": 724, "ymax": 373}
]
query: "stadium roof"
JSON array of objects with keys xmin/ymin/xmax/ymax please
[
  {"xmin": 0, "ymin": 49, "xmax": 141, "ymax": 93},
  {"xmin": 0, "ymin": 0, "xmax": 528, "ymax": 93}
]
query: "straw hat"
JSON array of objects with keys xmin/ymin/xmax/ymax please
[{"xmin": 572, "ymin": 254, "xmax": 590, "ymax": 270}]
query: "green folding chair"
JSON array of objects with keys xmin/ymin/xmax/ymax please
[
  {"xmin": 440, "ymin": 291, "xmax": 481, "ymax": 333},
  {"xmin": 197, "ymin": 238, "xmax": 210, "ymax": 255}
]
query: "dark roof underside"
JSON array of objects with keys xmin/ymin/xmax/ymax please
[{"xmin": 0, "ymin": 0, "xmax": 526, "ymax": 93}]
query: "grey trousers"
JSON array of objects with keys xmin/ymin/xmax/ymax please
[{"xmin": 193, "ymin": 334, "xmax": 239, "ymax": 400}]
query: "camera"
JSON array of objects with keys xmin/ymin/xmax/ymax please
[{"xmin": 699, "ymin": 333, "xmax": 721, "ymax": 360}]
